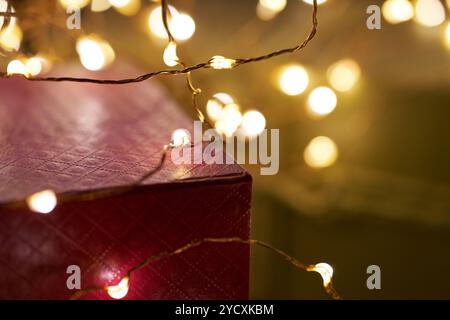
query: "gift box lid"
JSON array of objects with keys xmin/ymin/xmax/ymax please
[{"xmin": 0, "ymin": 65, "xmax": 249, "ymax": 204}]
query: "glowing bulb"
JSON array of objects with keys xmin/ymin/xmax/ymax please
[
  {"xmin": 259, "ymin": 0, "xmax": 287, "ymax": 13},
  {"xmin": 278, "ymin": 64, "xmax": 309, "ymax": 96},
  {"xmin": 91, "ymin": 0, "xmax": 112, "ymax": 12},
  {"xmin": 0, "ymin": 22, "xmax": 22, "ymax": 51},
  {"xmin": 307, "ymin": 87, "xmax": 337, "ymax": 117},
  {"xmin": 414, "ymin": 0, "xmax": 446, "ymax": 27},
  {"xmin": 76, "ymin": 35, "xmax": 115, "ymax": 71},
  {"xmin": 7, "ymin": 60, "xmax": 29, "ymax": 77},
  {"xmin": 26, "ymin": 57, "xmax": 43, "ymax": 76},
  {"xmin": 170, "ymin": 13, "xmax": 196, "ymax": 41},
  {"xmin": 309, "ymin": 263, "xmax": 334, "ymax": 287},
  {"xmin": 148, "ymin": 5, "xmax": 178, "ymax": 39},
  {"xmin": 303, "ymin": 0, "xmax": 327, "ymax": 5},
  {"xmin": 207, "ymin": 99, "xmax": 224, "ymax": 121},
  {"xmin": 445, "ymin": 22, "xmax": 450, "ymax": 49},
  {"xmin": 59, "ymin": 0, "xmax": 90, "ymax": 9},
  {"xmin": 107, "ymin": 277, "xmax": 129, "ymax": 299},
  {"xmin": 304, "ymin": 136, "xmax": 338, "ymax": 168},
  {"xmin": 256, "ymin": 3, "xmax": 278, "ymax": 21},
  {"xmin": 113, "ymin": 0, "xmax": 140, "ymax": 16},
  {"xmin": 109, "ymin": 0, "xmax": 130, "ymax": 8},
  {"xmin": 171, "ymin": 129, "xmax": 191, "ymax": 147},
  {"xmin": 327, "ymin": 59, "xmax": 361, "ymax": 93},
  {"xmin": 163, "ymin": 41, "xmax": 179, "ymax": 67},
  {"xmin": 222, "ymin": 104, "xmax": 243, "ymax": 127},
  {"xmin": 382, "ymin": 0, "xmax": 414, "ymax": 24},
  {"xmin": 209, "ymin": 56, "xmax": 236, "ymax": 70},
  {"xmin": 26, "ymin": 190, "xmax": 57, "ymax": 214},
  {"xmin": 242, "ymin": 110, "xmax": 266, "ymax": 137},
  {"xmin": 213, "ymin": 93, "xmax": 234, "ymax": 105}
]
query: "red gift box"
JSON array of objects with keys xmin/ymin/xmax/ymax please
[{"xmin": 0, "ymin": 66, "xmax": 252, "ymax": 299}]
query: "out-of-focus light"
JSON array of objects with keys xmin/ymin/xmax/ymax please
[
  {"xmin": 171, "ymin": 129, "xmax": 191, "ymax": 147},
  {"xmin": 26, "ymin": 190, "xmax": 57, "ymax": 214},
  {"xmin": 309, "ymin": 263, "xmax": 334, "ymax": 287},
  {"xmin": 414, "ymin": 0, "xmax": 446, "ymax": 27},
  {"xmin": 278, "ymin": 64, "xmax": 309, "ymax": 96},
  {"xmin": 76, "ymin": 35, "xmax": 115, "ymax": 71},
  {"xmin": 304, "ymin": 136, "xmax": 338, "ymax": 168},
  {"xmin": 214, "ymin": 93, "xmax": 234, "ymax": 105},
  {"xmin": 25, "ymin": 57, "xmax": 43, "ymax": 76},
  {"xmin": 382, "ymin": 0, "xmax": 414, "ymax": 24},
  {"xmin": 107, "ymin": 277, "xmax": 129, "ymax": 299},
  {"xmin": 7, "ymin": 59, "xmax": 29, "ymax": 77},
  {"xmin": 242, "ymin": 110, "xmax": 266, "ymax": 137},
  {"xmin": 109, "ymin": 0, "xmax": 130, "ymax": 7},
  {"xmin": 147, "ymin": 6, "xmax": 195, "ymax": 41},
  {"xmin": 302, "ymin": 0, "xmax": 327, "ymax": 5},
  {"xmin": 112, "ymin": 0, "xmax": 140, "ymax": 16},
  {"xmin": 327, "ymin": 59, "xmax": 361, "ymax": 92},
  {"xmin": 0, "ymin": 23, "xmax": 22, "ymax": 51},
  {"xmin": 214, "ymin": 103, "xmax": 243, "ymax": 138},
  {"xmin": 307, "ymin": 87, "xmax": 337, "ymax": 117},
  {"xmin": 163, "ymin": 41, "xmax": 179, "ymax": 67},
  {"xmin": 209, "ymin": 56, "xmax": 236, "ymax": 70},
  {"xmin": 170, "ymin": 13, "xmax": 196, "ymax": 41},
  {"xmin": 59, "ymin": 0, "xmax": 90, "ymax": 9},
  {"xmin": 256, "ymin": 3, "xmax": 278, "ymax": 21},
  {"xmin": 259, "ymin": 0, "xmax": 287, "ymax": 12},
  {"xmin": 91, "ymin": 0, "xmax": 112, "ymax": 12},
  {"xmin": 207, "ymin": 99, "xmax": 224, "ymax": 121},
  {"xmin": 445, "ymin": 22, "xmax": 450, "ymax": 49}
]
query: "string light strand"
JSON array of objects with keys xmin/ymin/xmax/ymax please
[{"xmin": 71, "ymin": 237, "xmax": 342, "ymax": 300}]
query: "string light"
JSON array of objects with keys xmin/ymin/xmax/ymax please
[
  {"xmin": 308, "ymin": 263, "xmax": 333, "ymax": 287},
  {"xmin": 171, "ymin": 129, "xmax": 191, "ymax": 147},
  {"xmin": 209, "ymin": 56, "xmax": 236, "ymax": 70},
  {"xmin": 0, "ymin": 20, "xmax": 22, "ymax": 51},
  {"xmin": 7, "ymin": 59, "xmax": 29, "ymax": 77},
  {"xmin": 26, "ymin": 189, "xmax": 58, "ymax": 214},
  {"xmin": 304, "ymin": 136, "xmax": 338, "ymax": 168},
  {"xmin": 76, "ymin": 35, "xmax": 115, "ymax": 71},
  {"xmin": 106, "ymin": 276, "xmax": 129, "ymax": 299},
  {"xmin": 307, "ymin": 86, "xmax": 337, "ymax": 117},
  {"xmin": 278, "ymin": 64, "xmax": 309, "ymax": 96},
  {"xmin": 163, "ymin": 41, "xmax": 179, "ymax": 67},
  {"xmin": 414, "ymin": 0, "xmax": 446, "ymax": 27},
  {"xmin": 72, "ymin": 237, "xmax": 342, "ymax": 300},
  {"xmin": 327, "ymin": 59, "xmax": 361, "ymax": 93},
  {"xmin": 147, "ymin": 5, "xmax": 195, "ymax": 41},
  {"xmin": 242, "ymin": 110, "xmax": 266, "ymax": 137},
  {"xmin": 381, "ymin": 0, "xmax": 414, "ymax": 24}
]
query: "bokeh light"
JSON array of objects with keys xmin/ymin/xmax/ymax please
[
  {"xmin": 91, "ymin": 0, "xmax": 112, "ymax": 12},
  {"xmin": 112, "ymin": 0, "xmax": 140, "ymax": 16},
  {"xmin": 7, "ymin": 59, "xmax": 29, "ymax": 77},
  {"xmin": 242, "ymin": 110, "xmax": 266, "ymax": 137},
  {"xmin": 382, "ymin": 0, "xmax": 414, "ymax": 24},
  {"xmin": 278, "ymin": 64, "xmax": 309, "ymax": 96},
  {"xmin": 59, "ymin": 0, "xmax": 90, "ymax": 9},
  {"xmin": 304, "ymin": 136, "xmax": 338, "ymax": 168},
  {"xmin": 26, "ymin": 190, "xmax": 57, "ymax": 214},
  {"xmin": 302, "ymin": 0, "xmax": 327, "ymax": 5},
  {"xmin": 327, "ymin": 59, "xmax": 361, "ymax": 92},
  {"xmin": 171, "ymin": 129, "xmax": 191, "ymax": 147},
  {"xmin": 445, "ymin": 22, "xmax": 450, "ymax": 49},
  {"xmin": 76, "ymin": 35, "xmax": 115, "ymax": 71},
  {"xmin": 307, "ymin": 87, "xmax": 337, "ymax": 117},
  {"xmin": 148, "ymin": 5, "xmax": 195, "ymax": 42},
  {"xmin": 0, "ymin": 22, "xmax": 22, "ymax": 52},
  {"xmin": 414, "ymin": 0, "xmax": 446, "ymax": 27}
]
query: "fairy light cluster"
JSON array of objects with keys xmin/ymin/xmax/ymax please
[{"xmin": 0, "ymin": 0, "xmax": 343, "ymax": 300}]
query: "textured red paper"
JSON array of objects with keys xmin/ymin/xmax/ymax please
[{"xmin": 0, "ymin": 66, "xmax": 251, "ymax": 299}]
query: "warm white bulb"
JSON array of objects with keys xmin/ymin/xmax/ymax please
[
  {"xmin": 304, "ymin": 136, "xmax": 338, "ymax": 168},
  {"xmin": 76, "ymin": 35, "xmax": 115, "ymax": 71},
  {"xmin": 278, "ymin": 64, "xmax": 309, "ymax": 96},
  {"xmin": 307, "ymin": 87, "xmax": 337, "ymax": 117},
  {"xmin": 414, "ymin": 0, "xmax": 446, "ymax": 27},
  {"xmin": 382, "ymin": 0, "xmax": 414, "ymax": 24},
  {"xmin": 107, "ymin": 277, "xmax": 129, "ymax": 299},
  {"xmin": 171, "ymin": 129, "xmax": 191, "ymax": 147},
  {"xmin": 259, "ymin": 0, "xmax": 287, "ymax": 13},
  {"xmin": 7, "ymin": 59, "xmax": 29, "ymax": 77},
  {"xmin": 163, "ymin": 41, "xmax": 179, "ymax": 67},
  {"xmin": 26, "ymin": 190, "xmax": 57, "ymax": 214},
  {"xmin": 242, "ymin": 110, "xmax": 266, "ymax": 137},
  {"xmin": 302, "ymin": 0, "xmax": 327, "ymax": 5},
  {"xmin": 209, "ymin": 56, "xmax": 236, "ymax": 70},
  {"xmin": 170, "ymin": 13, "xmax": 196, "ymax": 41},
  {"xmin": 309, "ymin": 263, "xmax": 334, "ymax": 287},
  {"xmin": 327, "ymin": 59, "xmax": 361, "ymax": 93}
]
